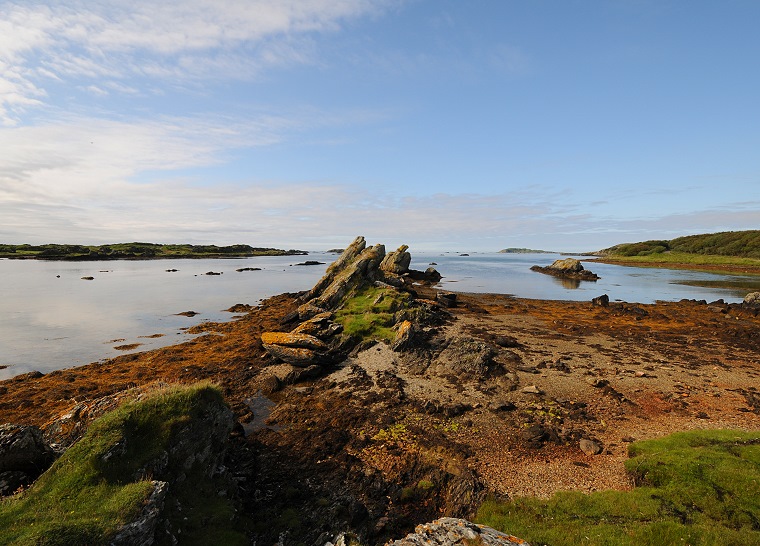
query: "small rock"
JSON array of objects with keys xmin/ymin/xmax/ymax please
[
  {"xmin": 579, "ymin": 438, "xmax": 603, "ymax": 455},
  {"xmin": 592, "ymin": 294, "xmax": 609, "ymax": 307},
  {"xmin": 521, "ymin": 385, "xmax": 543, "ymax": 395},
  {"xmin": 743, "ymin": 291, "xmax": 760, "ymax": 306}
]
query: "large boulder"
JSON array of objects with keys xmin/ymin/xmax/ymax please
[
  {"xmin": 0, "ymin": 424, "xmax": 55, "ymax": 474},
  {"xmin": 744, "ymin": 291, "xmax": 760, "ymax": 306},
  {"xmin": 531, "ymin": 258, "xmax": 600, "ymax": 281}
]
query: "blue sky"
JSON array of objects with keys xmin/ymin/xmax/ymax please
[{"xmin": 1, "ymin": 0, "xmax": 758, "ymax": 252}]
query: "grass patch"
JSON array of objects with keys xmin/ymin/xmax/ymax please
[
  {"xmin": 596, "ymin": 251, "xmax": 760, "ymax": 270},
  {"xmin": 0, "ymin": 383, "xmax": 246, "ymax": 546},
  {"xmin": 476, "ymin": 429, "xmax": 760, "ymax": 546},
  {"xmin": 334, "ymin": 285, "xmax": 411, "ymax": 342}
]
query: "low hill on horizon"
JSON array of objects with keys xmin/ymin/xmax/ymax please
[
  {"xmin": 597, "ymin": 230, "xmax": 760, "ymax": 259},
  {"xmin": 498, "ymin": 247, "xmax": 553, "ymax": 254},
  {"xmin": 0, "ymin": 242, "xmax": 307, "ymax": 260}
]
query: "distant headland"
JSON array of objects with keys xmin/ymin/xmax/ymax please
[
  {"xmin": 498, "ymin": 247, "xmax": 553, "ymax": 254},
  {"xmin": 0, "ymin": 242, "xmax": 307, "ymax": 261}
]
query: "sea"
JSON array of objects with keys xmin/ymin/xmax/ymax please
[{"xmin": 1, "ymin": 252, "xmax": 758, "ymax": 380}]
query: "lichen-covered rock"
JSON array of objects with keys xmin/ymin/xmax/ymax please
[
  {"xmin": 291, "ymin": 312, "xmax": 343, "ymax": 339},
  {"xmin": 380, "ymin": 245, "xmax": 411, "ymax": 275},
  {"xmin": 312, "ymin": 244, "xmax": 387, "ymax": 310},
  {"xmin": 744, "ymin": 291, "xmax": 760, "ymax": 306},
  {"xmin": 262, "ymin": 344, "xmax": 326, "ymax": 367},
  {"xmin": 385, "ymin": 517, "xmax": 529, "ymax": 545},
  {"xmin": 391, "ymin": 320, "xmax": 415, "ymax": 352},
  {"xmin": 304, "ymin": 236, "xmax": 367, "ymax": 302},
  {"xmin": 261, "ymin": 331, "xmax": 328, "ymax": 351}
]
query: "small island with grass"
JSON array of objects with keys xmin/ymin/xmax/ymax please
[{"xmin": 0, "ymin": 242, "xmax": 307, "ymax": 260}]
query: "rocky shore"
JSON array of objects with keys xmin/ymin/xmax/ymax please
[{"xmin": 2, "ymin": 239, "xmax": 760, "ymax": 544}]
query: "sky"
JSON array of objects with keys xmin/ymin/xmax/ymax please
[{"xmin": 1, "ymin": 0, "xmax": 758, "ymax": 253}]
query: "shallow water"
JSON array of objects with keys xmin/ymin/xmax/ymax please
[{"xmin": 1, "ymin": 252, "xmax": 757, "ymax": 379}]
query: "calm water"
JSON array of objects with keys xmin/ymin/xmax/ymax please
[{"xmin": 1, "ymin": 252, "xmax": 757, "ymax": 379}]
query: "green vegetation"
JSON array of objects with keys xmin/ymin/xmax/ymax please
[
  {"xmin": 334, "ymin": 285, "xmax": 411, "ymax": 342},
  {"xmin": 600, "ymin": 230, "xmax": 760, "ymax": 260},
  {"xmin": 476, "ymin": 429, "xmax": 760, "ymax": 546},
  {"xmin": 0, "ymin": 242, "xmax": 306, "ymax": 260},
  {"xmin": 0, "ymin": 383, "xmax": 247, "ymax": 546}
]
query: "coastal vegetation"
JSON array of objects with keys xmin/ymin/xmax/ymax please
[
  {"xmin": 0, "ymin": 242, "xmax": 306, "ymax": 260},
  {"xmin": 0, "ymin": 383, "xmax": 245, "ymax": 546},
  {"xmin": 596, "ymin": 230, "xmax": 760, "ymax": 271},
  {"xmin": 477, "ymin": 429, "xmax": 760, "ymax": 545},
  {"xmin": 334, "ymin": 285, "xmax": 412, "ymax": 343}
]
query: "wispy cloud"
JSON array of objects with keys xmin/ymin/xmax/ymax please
[{"xmin": 0, "ymin": 0, "xmax": 391, "ymax": 124}]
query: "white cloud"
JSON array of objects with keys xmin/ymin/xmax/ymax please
[{"xmin": 0, "ymin": 0, "xmax": 392, "ymax": 123}]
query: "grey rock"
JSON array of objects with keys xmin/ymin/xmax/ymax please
[
  {"xmin": 432, "ymin": 337, "xmax": 499, "ymax": 378},
  {"xmin": 744, "ymin": 291, "xmax": 760, "ymax": 306},
  {"xmin": 579, "ymin": 438, "xmax": 604, "ymax": 455},
  {"xmin": 385, "ymin": 517, "xmax": 529, "ymax": 545},
  {"xmin": 0, "ymin": 424, "xmax": 55, "ymax": 476},
  {"xmin": 380, "ymin": 245, "xmax": 412, "ymax": 275}
]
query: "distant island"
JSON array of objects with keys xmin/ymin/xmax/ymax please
[
  {"xmin": 591, "ymin": 230, "xmax": 760, "ymax": 273},
  {"xmin": 498, "ymin": 247, "xmax": 553, "ymax": 254},
  {"xmin": 0, "ymin": 242, "xmax": 307, "ymax": 260}
]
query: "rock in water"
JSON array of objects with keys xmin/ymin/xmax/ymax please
[{"xmin": 531, "ymin": 258, "xmax": 600, "ymax": 281}]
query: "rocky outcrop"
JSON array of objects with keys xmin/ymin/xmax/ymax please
[
  {"xmin": 261, "ymin": 237, "xmax": 447, "ymax": 370},
  {"xmin": 531, "ymin": 258, "xmax": 599, "ymax": 281},
  {"xmin": 744, "ymin": 291, "xmax": 760, "ymax": 306},
  {"xmin": 431, "ymin": 336, "xmax": 500, "ymax": 379},
  {"xmin": 0, "ymin": 424, "xmax": 56, "ymax": 496},
  {"xmin": 385, "ymin": 518, "xmax": 530, "ymax": 545},
  {"xmin": 110, "ymin": 480, "xmax": 168, "ymax": 546}
]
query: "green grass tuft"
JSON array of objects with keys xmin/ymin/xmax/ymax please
[
  {"xmin": 476, "ymin": 429, "xmax": 760, "ymax": 546},
  {"xmin": 0, "ymin": 383, "xmax": 246, "ymax": 546}
]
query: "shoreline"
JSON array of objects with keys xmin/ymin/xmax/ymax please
[
  {"xmin": 590, "ymin": 257, "xmax": 760, "ymax": 275},
  {"xmin": 2, "ymin": 287, "xmax": 759, "ymax": 541}
]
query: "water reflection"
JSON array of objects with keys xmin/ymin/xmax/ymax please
[
  {"xmin": 2, "ymin": 252, "xmax": 758, "ymax": 379},
  {"xmin": 551, "ymin": 277, "xmax": 582, "ymax": 290}
]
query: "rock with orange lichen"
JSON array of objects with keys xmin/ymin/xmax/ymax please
[{"xmin": 260, "ymin": 331, "xmax": 328, "ymax": 352}]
